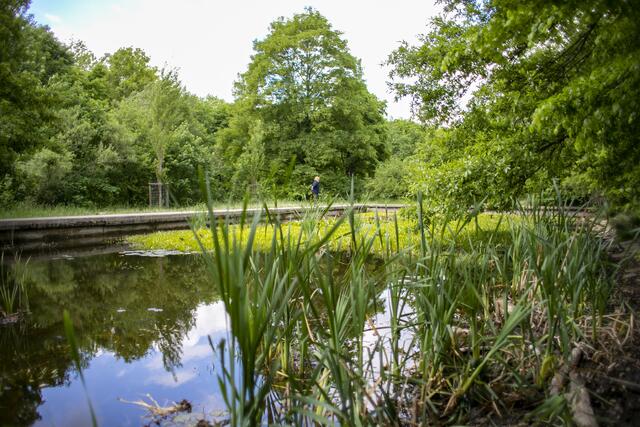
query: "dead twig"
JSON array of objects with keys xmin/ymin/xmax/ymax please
[{"xmin": 118, "ymin": 394, "xmax": 192, "ymax": 417}]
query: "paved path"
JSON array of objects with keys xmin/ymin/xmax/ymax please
[{"xmin": 0, "ymin": 204, "xmax": 404, "ymax": 253}]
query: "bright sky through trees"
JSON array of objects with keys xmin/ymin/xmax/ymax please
[{"xmin": 29, "ymin": 0, "xmax": 440, "ymax": 119}]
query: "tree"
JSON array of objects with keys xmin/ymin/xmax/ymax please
[
  {"xmin": 113, "ymin": 71, "xmax": 231, "ymax": 206},
  {"xmin": 117, "ymin": 70, "xmax": 186, "ymax": 183},
  {"xmin": 232, "ymin": 119, "xmax": 266, "ymax": 197},
  {"xmin": 145, "ymin": 73, "xmax": 186, "ymax": 190},
  {"xmin": 13, "ymin": 40, "xmax": 155, "ymax": 207},
  {"xmin": 0, "ymin": 1, "xmax": 73, "ymax": 181},
  {"xmin": 365, "ymin": 157, "xmax": 412, "ymax": 200},
  {"xmin": 15, "ymin": 147, "xmax": 72, "ymax": 204},
  {"xmin": 223, "ymin": 8, "xmax": 387, "ymax": 198},
  {"xmin": 103, "ymin": 47, "xmax": 157, "ymax": 101},
  {"xmin": 385, "ymin": 119, "xmax": 424, "ymax": 158},
  {"xmin": 365, "ymin": 120, "xmax": 425, "ymax": 200},
  {"xmin": 0, "ymin": 2, "xmax": 229, "ymax": 208},
  {"xmin": 388, "ymin": 0, "xmax": 640, "ymax": 211},
  {"xmin": 164, "ymin": 95, "xmax": 231, "ymax": 204}
]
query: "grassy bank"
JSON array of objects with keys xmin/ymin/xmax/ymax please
[{"xmin": 127, "ymin": 198, "xmax": 620, "ymax": 425}]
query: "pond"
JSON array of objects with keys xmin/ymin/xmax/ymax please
[{"xmin": 0, "ymin": 252, "xmax": 231, "ymax": 426}]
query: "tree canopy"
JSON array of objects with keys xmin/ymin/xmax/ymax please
[
  {"xmin": 0, "ymin": 0, "xmax": 72, "ymax": 181},
  {"xmin": 1, "ymin": 5, "xmax": 394, "ymax": 207},
  {"xmin": 388, "ymin": 0, "xmax": 640, "ymax": 212},
  {"xmin": 220, "ymin": 8, "xmax": 388, "ymax": 198},
  {"xmin": 0, "ymin": 1, "xmax": 231, "ymax": 207},
  {"xmin": 4, "ymin": 1, "xmax": 638, "ymax": 211}
]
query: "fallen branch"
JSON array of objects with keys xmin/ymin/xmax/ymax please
[
  {"xmin": 567, "ymin": 371, "xmax": 598, "ymax": 427},
  {"xmin": 548, "ymin": 346, "xmax": 598, "ymax": 427},
  {"xmin": 118, "ymin": 394, "xmax": 191, "ymax": 417},
  {"xmin": 550, "ymin": 346, "xmax": 583, "ymax": 396}
]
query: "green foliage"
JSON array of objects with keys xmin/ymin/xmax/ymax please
[
  {"xmin": 129, "ymin": 197, "xmax": 613, "ymax": 424},
  {"xmin": 102, "ymin": 47, "xmax": 157, "ymax": 101},
  {"xmin": 220, "ymin": 8, "xmax": 388, "ymax": 199},
  {"xmin": 0, "ymin": 1, "xmax": 73, "ymax": 181},
  {"xmin": 0, "ymin": 4, "xmax": 232, "ymax": 208},
  {"xmin": 0, "ymin": 254, "xmax": 29, "ymax": 318},
  {"xmin": 2, "ymin": 5, "xmax": 394, "ymax": 209},
  {"xmin": 385, "ymin": 119, "xmax": 423, "ymax": 158},
  {"xmin": 116, "ymin": 69, "xmax": 187, "ymax": 184},
  {"xmin": 15, "ymin": 147, "xmax": 72, "ymax": 204},
  {"xmin": 128, "ymin": 211, "xmax": 515, "ymax": 255},
  {"xmin": 365, "ymin": 119, "xmax": 425, "ymax": 199},
  {"xmin": 388, "ymin": 0, "xmax": 640, "ymax": 211},
  {"xmin": 231, "ymin": 119, "xmax": 266, "ymax": 198},
  {"xmin": 364, "ymin": 157, "xmax": 411, "ymax": 200}
]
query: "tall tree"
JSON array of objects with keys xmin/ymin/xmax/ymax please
[
  {"xmin": 164, "ymin": 95, "xmax": 231, "ymax": 204},
  {"xmin": 223, "ymin": 8, "xmax": 387, "ymax": 197},
  {"xmin": 103, "ymin": 47, "xmax": 157, "ymax": 101},
  {"xmin": 365, "ymin": 120, "xmax": 426, "ymax": 199},
  {"xmin": 0, "ymin": 0, "xmax": 72, "ymax": 181},
  {"xmin": 388, "ymin": 0, "xmax": 640, "ymax": 211},
  {"xmin": 232, "ymin": 119, "xmax": 266, "ymax": 196},
  {"xmin": 118, "ymin": 71, "xmax": 186, "ymax": 185},
  {"xmin": 0, "ymin": 2, "xmax": 231, "ymax": 207}
]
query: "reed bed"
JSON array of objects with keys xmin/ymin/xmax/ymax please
[{"xmin": 189, "ymin": 189, "xmax": 615, "ymax": 426}]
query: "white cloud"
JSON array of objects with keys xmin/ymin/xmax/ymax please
[
  {"xmin": 44, "ymin": 13, "xmax": 62, "ymax": 23},
  {"xmin": 181, "ymin": 343, "xmax": 214, "ymax": 362},
  {"xmin": 184, "ymin": 302, "xmax": 228, "ymax": 347},
  {"xmin": 34, "ymin": 0, "xmax": 440, "ymax": 119},
  {"xmin": 147, "ymin": 368, "xmax": 198, "ymax": 388},
  {"xmin": 110, "ymin": 3, "xmax": 125, "ymax": 14},
  {"xmin": 145, "ymin": 302, "xmax": 227, "ymax": 371}
]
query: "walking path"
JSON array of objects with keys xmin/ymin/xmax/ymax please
[{"xmin": 0, "ymin": 203, "xmax": 404, "ymax": 253}]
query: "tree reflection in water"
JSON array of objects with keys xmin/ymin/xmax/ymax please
[{"xmin": 0, "ymin": 253, "xmax": 217, "ymax": 426}]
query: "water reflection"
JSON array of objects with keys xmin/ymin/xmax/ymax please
[{"xmin": 0, "ymin": 253, "xmax": 227, "ymax": 426}]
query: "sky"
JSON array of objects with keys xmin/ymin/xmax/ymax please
[{"xmin": 29, "ymin": 0, "xmax": 441, "ymax": 119}]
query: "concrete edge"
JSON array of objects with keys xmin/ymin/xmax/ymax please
[{"xmin": 0, "ymin": 204, "xmax": 405, "ymax": 231}]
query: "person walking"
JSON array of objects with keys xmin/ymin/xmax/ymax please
[{"xmin": 311, "ymin": 176, "xmax": 320, "ymax": 204}]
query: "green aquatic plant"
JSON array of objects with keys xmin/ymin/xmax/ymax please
[
  {"xmin": 135, "ymin": 186, "xmax": 614, "ymax": 425},
  {"xmin": 0, "ymin": 254, "xmax": 30, "ymax": 320},
  {"xmin": 127, "ymin": 210, "xmax": 516, "ymax": 257}
]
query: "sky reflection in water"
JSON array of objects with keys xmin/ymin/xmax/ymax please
[
  {"xmin": 2, "ymin": 251, "xmax": 393, "ymax": 426},
  {"xmin": 0, "ymin": 253, "xmax": 230, "ymax": 426},
  {"xmin": 38, "ymin": 302, "xmax": 229, "ymax": 427}
]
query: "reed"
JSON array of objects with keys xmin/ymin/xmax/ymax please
[
  {"xmin": 0, "ymin": 253, "xmax": 30, "ymax": 319},
  {"xmin": 189, "ymin": 186, "xmax": 614, "ymax": 425}
]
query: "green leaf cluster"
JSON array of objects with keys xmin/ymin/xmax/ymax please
[
  {"xmin": 388, "ymin": 0, "xmax": 640, "ymax": 212},
  {"xmin": 1, "ymin": 3, "xmax": 232, "ymax": 207},
  {"xmin": 219, "ymin": 8, "xmax": 389, "ymax": 199},
  {"xmin": 2, "ymin": 5, "xmax": 408, "ymax": 208}
]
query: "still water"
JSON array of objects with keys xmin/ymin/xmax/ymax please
[{"xmin": 0, "ymin": 252, "xmax": 230, "ymax": 426}]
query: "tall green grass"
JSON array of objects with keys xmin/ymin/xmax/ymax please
[
  {"xmin": 0, "ymin": 253, "xmax": 30, "ymax": 318},
  {"xmin": 190, "ymin": 189, "xmax": 613, "ymax": 425}
]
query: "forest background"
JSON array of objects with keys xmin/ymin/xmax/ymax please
[{"xmin": 1, "ymin": 0, "xmax": 639, "ymax": 216}]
